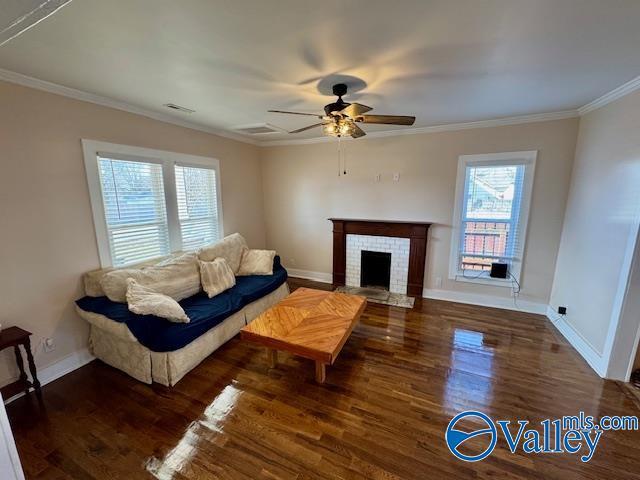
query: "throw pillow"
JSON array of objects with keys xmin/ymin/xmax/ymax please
[
  {"xmin": 237, "ymin": 249, "xmax": 276, "ymax": 276},
  {"xmin": 198, "ymin": 258, "xmax": 236, "ymax": 298},
  {"xmin": 126, "ymin": 279, "xmax": 190, "ymax": 323}
]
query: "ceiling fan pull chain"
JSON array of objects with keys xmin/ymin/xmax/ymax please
[
  {"xmin": 337, "ymin": 137, "xmax": 341, "ymax": 177},
  {"xmin": 343, "ymin": 141, "xmax": 347, "ymax": 175}
]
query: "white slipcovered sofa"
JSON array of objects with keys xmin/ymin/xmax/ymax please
[{"xmin": 75, "ymin": 234, "xmax": 289, "ymax": 386}]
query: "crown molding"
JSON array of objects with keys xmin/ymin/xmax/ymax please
[
  {"xmin": 578, "ymin": 74, "xmax": 640, "ymax": 116},
  {"xmin": 0, "ymin": 68, "xmax": 258, "ymax": 145},
  {"xmin": 260, "ymin": 110, "xmax": 579, "ymax": 147},
  {"xmin": 8, "ymin": 64, "xmax": 640, "ymax": 147}
]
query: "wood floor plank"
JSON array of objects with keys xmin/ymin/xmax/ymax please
[{"xmin": 6, "ymin": 277, "xmax": 640, "ymax": 479}]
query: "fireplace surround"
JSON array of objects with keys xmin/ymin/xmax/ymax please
[{"xmin": 330, "ymin": 219, "xmax": 431, "ymax": 297}]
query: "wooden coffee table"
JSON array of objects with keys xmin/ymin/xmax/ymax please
[{"xmin": 240, "ymin": 287, "xmax": 366, "ymax": 383}]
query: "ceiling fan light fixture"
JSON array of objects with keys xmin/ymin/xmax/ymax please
[
  {"xmin": 323, "ymin": 119, "xmax": 355, "ymax": 137},
  {"xmin": 323, "ymin": 123, "xmax": 337, "ymax": 135}
]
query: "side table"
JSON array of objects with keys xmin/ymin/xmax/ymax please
[{"xmin": 0, "ymin": 327, "xmax": 41, "ymax": 399}]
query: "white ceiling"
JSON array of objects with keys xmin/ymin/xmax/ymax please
[{"xmin": 1, "ymin": 0, "xmax": 640, "ymax": 143}]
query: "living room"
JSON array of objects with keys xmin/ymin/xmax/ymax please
[{"xmin": 1, "ymin": 1, "xmax": 640, "ymax": 478}]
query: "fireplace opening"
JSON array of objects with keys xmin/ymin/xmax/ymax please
[{"xmin": 360, "ymin": 250, "xmax": 392, "ymax": 290}]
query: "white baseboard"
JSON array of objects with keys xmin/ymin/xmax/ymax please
[
  {"xmin": 423, "ymin": 288, "xmax": 548, "ymax": 315},
  {"xmin": 545, "ymin": 306, "xmax": 607, "ymax": 377},
  {"xmin": 286, "ymin": 268, "xmax": 332, "ymax": 284},
  {"xmin": 3, "ymin": 348, "xmax": 94, "ymax": 405},
  {"xmin": 287, "ymin": 266, "xmax": 548, "ymax": 314}
]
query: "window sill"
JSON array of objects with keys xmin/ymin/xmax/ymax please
[{"xmin": 450, "ymin": 273, "xmax": 515, "ymax": 288}]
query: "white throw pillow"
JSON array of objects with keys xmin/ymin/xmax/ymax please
[
  {"xmin": 126, "ymin": 279, "xmax": 190, "ymax": 323},
  {"xmin": 198, "ymin": 233, "xmax": 248, "ymax": 273},
  {"xmin": 198, "ymin": 258, "xmax": 236, "ymax": 298},
  {"xmin": 101, "ymin": 252, "xmax": 201, "ymax": 303},
  {"xmin": 237, "ymin": 249, "xmax": 276, "ymax": 276}
]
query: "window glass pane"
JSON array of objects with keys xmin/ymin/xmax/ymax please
[
  {"xmin": 464, "ymin": 165, "xmax": 519, "ymax": 220},
  {"xmin": 461, "ymin": 221, "xmax": 511, "ymax": 271},
  {"xmin": 459, "ymin": 164, "xmax": 525, "ymax": 271},
  {"xmin": 98, "ymin": 156, "xmax": 170, "ymax": 266},
  {"xmin": 175, "ymin": 165, "xmax": 220, "ymax": 251}
]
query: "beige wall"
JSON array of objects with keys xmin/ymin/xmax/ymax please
[
  {"xmin": 261, "ymin": 118, "xmax": 579, "ymax": 306},
  {"xmin": 0, "ymin": 80, "xmax": 264, "ymax": 386},
  {"xmin": 550, "ymin": 89, "xmax": 640, "ymax": 356}
]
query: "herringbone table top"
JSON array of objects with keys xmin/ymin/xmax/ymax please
[{"xmin": 241, "ymin": 287, "xmax": 367, "ymax": 364}]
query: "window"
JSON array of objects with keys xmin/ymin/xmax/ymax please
[
  {"xmin": 175, "ymin": 164, "xmax": 220, "ymax": 251},
  {"xmin": 449, "ymin": 151, "xmax": 536, "ymax": 286},
  {"xmin": 98, "ymin": 156, "xmax": 170, "ymax": 266},
  {"xmin": 83, "ymin": 140, "xmax": 223, "ymax": 267}
]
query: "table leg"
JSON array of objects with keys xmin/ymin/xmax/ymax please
[
  {"xmin": 315, "ymin": 362, "xmax": 326, "ymax": 384},
  {"xmin": 24, "ymin": 338, "xmax": 41, "ymax": 394},
  {"xmin": 13, "ymin": 346, "xmax": 28, "ymax": 392},
  {"xmin": 268, "ymin": 349, "xmax": 277, "ymax": 368}
]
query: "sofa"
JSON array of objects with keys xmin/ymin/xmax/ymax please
[{"xmin": 75, "ymin": 234, "xmax": 289, "ymax": 386}]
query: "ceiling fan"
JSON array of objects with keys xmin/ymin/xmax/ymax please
[{"xmin": 269, "ymin": 83, "xmax": 416, "ymax": 139}]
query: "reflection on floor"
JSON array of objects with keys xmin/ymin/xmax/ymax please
[{"xmin": 6, "ymin": 277, "xmax": 640, "ymax": 479}]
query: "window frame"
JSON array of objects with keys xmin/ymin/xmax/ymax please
[
  {"xmin": 448, "ymin": 151, "xmax": 537, "ymax": 287},
  {"xmin": 82, "ymin": 140, "xmax": 224, "ymax": 267}
]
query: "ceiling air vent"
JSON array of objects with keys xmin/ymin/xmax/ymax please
[
  {"xmin": 234, "ymin": 123, "xmax": 283, "ymax": 135},
  {"xmin": 163, "ymin": 103, "xmax": 195, "ymax": 114}
]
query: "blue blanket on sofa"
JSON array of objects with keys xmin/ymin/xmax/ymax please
[{"xmin": 76, "ymin": 257, "xmax": 287, "ymax": 352}]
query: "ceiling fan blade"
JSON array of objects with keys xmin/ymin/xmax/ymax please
[
  {"xmin": 341, "ymin": 103, "xmax": 372, "ymax": 117},
  {"xmin": 289, "ymin": 123, "xmax": 325, "ymax": 134},
  {"xmin": 359, "ymin": 115, "xmax": 416, "ymax": 125},
  {"xmin": 351, "ymin": 124, "xmax": 366, "ymax": 138},
  {"xmin": 268, "ymin": 110, "xmax": 323, "ymax": 118}
]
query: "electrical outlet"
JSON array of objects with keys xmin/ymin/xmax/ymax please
[
  {"xmin": 558, "ymin": 306, "xmax": 567, "ymax": 315},
  {"xmin": 375, "ymin": 173, "xmax": 381, "ymax": 182},
  {"xmin": 393, "ymin": 173, "xmax": 400, "ymax": 182},
  {"xmin": 44, "ymin": 337, "xmax": 55, "ymax": 353},
  {"xmin": 435, "ymin": 276, "xmax": 442, "ymax": 288}
]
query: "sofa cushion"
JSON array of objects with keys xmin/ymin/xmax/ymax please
[
  {"xmin": 78, "ymin": 290, "xmax": 243, "ymax": 352},
  {"xmin": 100, "ymin": 252, "xmax": 200, "ymax": 303},
  {"xmin": 199, "ymin": 258, "xmax": 236, "ymax": 298},
  {"xmin": 76, "ymin": 256, "xmax": 287, "ymax": 352},
  {"xmin": 237, "ymin": 249, "xmax": 276, "ymax": 276},
  {"xmin": 126, "ymin": 279, "xmax": 190, "ymax": 323},
  {"xmin": 198, "ymin": 233, "xmax": 247, "ymax": 273}
]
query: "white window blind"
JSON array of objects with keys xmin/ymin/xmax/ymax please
[
  {"xmin": 459, "ymin": 163, "xmax": 526, "ymax": 271},
  {"xmin": 175, "ymin": 164, "xmax": 221, "ymax": 251},
  {"xmin": 97, "ymin": 156, "xmax": 170, "ymax": 266}
]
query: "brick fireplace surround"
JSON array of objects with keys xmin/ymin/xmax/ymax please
[{"xmin": 329, "ymin": 219, "xmax": 432, "ymax": 297}]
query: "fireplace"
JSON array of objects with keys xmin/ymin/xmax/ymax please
[
  {"xmin": 330, "ymin": 218, "xmax": 431, "ymax": 297},
  {"xmin": 360, "ymin": 250, "xmax": 391, "ymax": 290}
]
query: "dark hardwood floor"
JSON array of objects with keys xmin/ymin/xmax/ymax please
[{"xmin": 7, "ymin": 278, "xmax": 640, "ymax": 479}]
